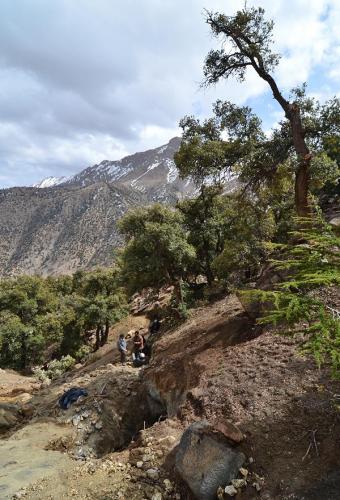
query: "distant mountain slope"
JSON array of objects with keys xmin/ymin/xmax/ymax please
[
  {"xmin": 0, "ymin": 137, "xmax": 238, "ymax": 277},
  {"xmin": 0, "ymin": 138, "xmax": 197, "ymax": 276},
  {"xmin": 34, "ymin": 137, "xmax": 194, "ymax": 203},
  {"xmin": 0, "ymin": 183, "xmax": 143, "ymax": 276},
  {"xmin": 62, "ymin": 137, "xmax": 189, "ymax": 197}
]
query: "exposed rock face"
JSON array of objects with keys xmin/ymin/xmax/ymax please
[
  {"xmin": 175, "ymin": 421, "xmax": 245, "ymax": 500},
  {"xmin": 0, "ymin": 403, "xmax": 21, "ymax": 433},
  {"xmin": 329, "ymin": 216, "xmax": 340, "ymax": 228},
  {"xmin": 65, "ymin": 137, "xmax": 193, "ymax": 203},
  {"xmin": 0, "ymin": 137, "xmax": 199, "ymax": 276},
  {"xmin": 0, "ymin": 183, "xmax": 142, "ymax": 276}
]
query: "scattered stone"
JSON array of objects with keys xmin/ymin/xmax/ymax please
[
  {"xmin": 72, "ymin": 416, "xmax": 80, "ymax": 426},
  {"xmin": 137, "ymin": 461, "xmax": 144, "ymax": 468},
  {"xmin": 252, "ymin": 473, "xmax": 265, "ymax": 492},
  {"xmin": 253, "ymin": 481, "xmax": 262, "ymax": 492},
  {"xmin": 0, "ymin": 403, "xmax": 20, "ymax": 433},
  {"xmin": 146, "ymin": 468, "xmax": 160, "ymax": 481},
  {"xmin": 15, "ymin": 392, "xmax": 32, "ymax": 404},
  {"xmin": 239, "ymin": 467, "xmax": 248, "ymax": 478},
  {"xmin": 211, "ymin": 419, "xmax": 244, "ymax": 445},
  {"xmin": 163, "ymin": 479, "xmax": 172, "ymax": 492},
  {"xmin": 231, "ymin": 478, "xmax": 247, "ymax": 488},
  {"xmin": 217, "ymin": 486, "xmax": 225, "ymax": 499},
  {"xmin": 224, "ymin": 485, "xmax": 238, "ymax": 496},
  {"xmin": 95, "ymin": 421, "xmax": 103, "ymax": 430},
  {"xmin": 151, "ymin": 493, "xmax": 162, "ymax": 500},
  {"xmin": 13, "ymin": 489, "xmax": 27, "ymax": 499},
  {"xmin": 175, "ymin": 421, "xmax": 245, "ymax": 500},
  {"xmin": 20, "ymin": 404, "xmax": 34, "ymax": 418},
  {"xmin": 329, "ymin": 217, "xmax": 340, "ymax": 228}
]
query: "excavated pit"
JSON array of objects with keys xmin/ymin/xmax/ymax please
[
  {"xmin": 50, "ymin": 363, "xmax": 169, "ymax": 459},
  {"xmin": 92, "ymin": 379, "xmax": 168, "ymax": 456}
]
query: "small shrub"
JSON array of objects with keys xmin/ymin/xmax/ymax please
[
  {"xmin": 33, "ymin": 355, "xmax": 76, "ymax": 381},
  {"xmin": 74, "ymin": 344, "xmax": 92, "ymax": 362}
]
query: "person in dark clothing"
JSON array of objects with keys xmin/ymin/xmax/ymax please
[
  {"xmin": 133, "ymin": 352, "xmax": 147, "ymax": 367},
  {"xmin": 117, "ymin": 334, "xmax": 127, "ymax": 364},
  {"xmin": 149, "ymin": 316, "xmax": 161, "ymax": 335},
  {"xmin": 133, "ymin": 330, "xmax": 144, "ymax": 360}
]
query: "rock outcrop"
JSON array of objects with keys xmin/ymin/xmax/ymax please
[
  {"xmin": 175, "ymin": 421, "xmax": 245, "ymax": 500},
  {"xmin": 0, "ymin": 403, "xmax": 21, "ymax": 434}
]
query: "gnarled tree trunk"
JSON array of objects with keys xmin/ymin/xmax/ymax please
[{"xmin": 289, "ymin": 104, "xmax": 311, "ymax": 217}]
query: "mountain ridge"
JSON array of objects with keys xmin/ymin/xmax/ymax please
[{"xmin": 0, "ymin": 138, "xmax": 197, "ymax": 277}]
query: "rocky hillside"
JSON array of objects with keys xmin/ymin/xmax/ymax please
[
  {"xmin": 0, "ymin": 138, "xmax": 197, "ymax": 277},
  {"xmin": 64, "ymin": 137, "xmax": 192, "ymax": 201},
  {"xmin": 0, "ymin": 183, "xmax": 144, "ymax": 276},
  {"xmin": 1, "ymin": 293, "xmax": 339, "ymax": 499}
]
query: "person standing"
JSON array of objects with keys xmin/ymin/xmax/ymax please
[
  {"xmin": 117, "ymin": 334, "xmax": 127, "ymax": 365},
  {"xmin": 132, "ymin": 330, "xmax": 144, "ymax": 360}
]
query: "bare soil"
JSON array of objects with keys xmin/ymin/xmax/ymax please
[
  {"xmin": 145, "ymin": 294, "xmax": 340, "ymax": 499},
  {"xmin": 1, "ymin": 293, "xmax": 339, "ymax": 499}
]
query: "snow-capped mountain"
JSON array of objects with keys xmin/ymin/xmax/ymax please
[
  {"xmin": 0, "ymin": 137, "xmax": 236, "ymax": 277},
  {"xmin": 61, "ymin": 137, "xmax": 193, "ymax": 201},
  {"xmin": 0, "ymin": 138, "xmax": 194, "ymax": 276},
  {"xmin": 33, "ymin": 137, "xmax": 192, "ymax": 202},
  {"xmin": 34, "ymin": 176, "xmax": 68, "ymax": 188}
]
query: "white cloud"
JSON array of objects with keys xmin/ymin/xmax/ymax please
[{"xmin": 0, "ymin": 0, "xmax": 338, "ymax": 187}]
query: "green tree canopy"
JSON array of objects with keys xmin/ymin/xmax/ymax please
[
  {"xmin": 176, "ymin": 5, "xmax": 339, "ymax": 216},
  {"xmin": 118, "ymin": 204, "xmax": 196, "ymax": 293}
]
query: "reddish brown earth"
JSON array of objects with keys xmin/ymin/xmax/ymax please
[
  {"xmin": 145, "ymin": 294, "xmax": 340, "ymax": 499},
  {"xmin": 1, "ymin": 293, "xmax": 339, "ymax": 499}
]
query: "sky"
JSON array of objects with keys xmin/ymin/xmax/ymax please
[{"xmin": 0, "ymin": 0, "xmax": 339, "ymax": 188}]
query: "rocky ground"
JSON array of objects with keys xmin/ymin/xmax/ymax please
[{"xmin": 0, "ymin": 293, "xmax": 339, "ymax": 499}]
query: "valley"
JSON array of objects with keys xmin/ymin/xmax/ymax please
[{"xmin": 0, "ymin": 138, "xmax": 198, "ymax": 277}]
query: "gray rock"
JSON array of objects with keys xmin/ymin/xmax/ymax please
[
  {"xmin": 175, "ymin": 421, "xmax": 245, "ymax": 500},
  {"xmin": 329, "ymin": 217, "xmax": 340, "ymax": 227},
  {"xmin": 0, "ymin": 403, "xmax": 20, "ymax": 433},
  {"xmin": 146, "ymin": 468, "xmax": 160, "ymax": 480},
  {"xmin": 72, "ymin": 415, "xmax": 80, "ymax": 426},
  {"xmin": 224, "ymin": 485, "xmax": 238, "ymax": 496},
  {"xmin": 151, "ymin": 493, "xmax": 162, "ymax": 500}
]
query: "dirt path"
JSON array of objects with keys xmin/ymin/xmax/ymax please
[
  {"xmin": 0, "ymin": 422, "xmax": 73, "ymax": 499},
  {"xmin": 0, "ymin": 369, "xmax": 38, "ymax": 398},
  {"xmin": 1, "ymin": 359, "xmax": 182, "ymax": 500}
]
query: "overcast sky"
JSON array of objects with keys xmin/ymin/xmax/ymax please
[{"xmin": 0, "ymin": 0, "xmax": 339, "ymax": 188}]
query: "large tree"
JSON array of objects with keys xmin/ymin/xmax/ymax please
[
  {"xmin": 202, "ymin": 6, "xmax": 326, "ymax": 216},
  {"xmin": 118, "ymin": 204, "xmax": 196, "ymax": 295},
  {"xmin": 72, "ymin": 268, "xmax": 127, "ymax": 350}
]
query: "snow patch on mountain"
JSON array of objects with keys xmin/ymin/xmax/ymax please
[
  {"xmin": 34, "ymin": 176, "xmax": 68, "ymax": 188},
  {"xmin": 166, "ymin": 159, "xmax": 178, "ymax": 183}
]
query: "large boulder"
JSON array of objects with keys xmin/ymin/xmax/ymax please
[
  {"xmin": 0, "ymin": 403, "xmax": 20, "ymax": 434},
  {"xmin": 329, "ymin": 217, "xmax": 340, "ymax": 229},
  {"xmin": 175, "ymin": 421, "xmax": 245, "ymax": 500}
]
